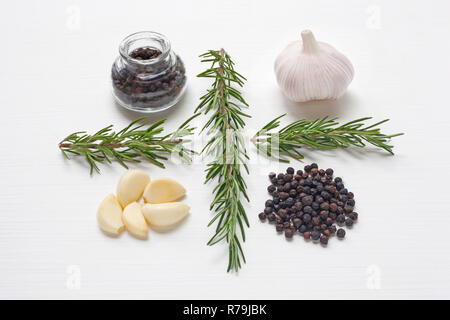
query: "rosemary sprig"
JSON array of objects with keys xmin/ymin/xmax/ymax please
[
  {"xmin": 59, "ymin": 116, "xmax": 197, "ymax": 174},
  {"xmin": 196, "ymin": 49, "xmax": 251, "ymax": 272},
  {"xmin": 252, "ymin": 114, "xmax": 404, "ymax": 162}
]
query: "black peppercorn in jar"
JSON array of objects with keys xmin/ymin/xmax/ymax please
[{"xmin": 111, "ymin": 31, "xmax": 187, "ymax": 113}]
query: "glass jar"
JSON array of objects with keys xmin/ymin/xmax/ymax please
[{"xmin": 111, "ymin": 31, "xmax": 187, "ymax": 113}]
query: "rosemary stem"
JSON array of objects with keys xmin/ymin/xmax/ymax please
[{"xmin": 58, "ymin": 139, "xmax": 183, "ymax": 150}]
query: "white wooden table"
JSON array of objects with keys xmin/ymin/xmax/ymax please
[{"xmin": 1, "ymin": 0, "xmax": 449, "ymax": 299}]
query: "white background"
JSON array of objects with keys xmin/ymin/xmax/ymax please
[{"xmin": 1, "ymin": 0, "xmax": 449, "ymax": 299}]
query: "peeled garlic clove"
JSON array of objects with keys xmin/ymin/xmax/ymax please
[
  {"xmin": 117, "ymin": 170, "xmax": 150, "ymax": 208},
  {"xmin": 97, "ymin": 194, "xmax": 125, "ymax": 236},
  {"xmin": 122, "ymin": 202, "xmax": 148, "ymax": 239},
  {"xmin": 143, "ymin": 178, "xmax": 186, "ymax": 204},
  {"xmin": 142, "ymin": 202, "xmax": 190, "ymax": 231},
  {"xmin": 274, "ymin": 30, "xmax": 354, "ymax": 102}
]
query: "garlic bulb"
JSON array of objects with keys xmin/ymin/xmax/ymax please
[{"xmin": 274, "ymin": 30, "xmax": 354, "ymax": 102}]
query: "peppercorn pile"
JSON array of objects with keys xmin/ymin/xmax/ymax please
[
  {"xmin": 112, "ymin": 47, "xmax": 186, "ymax": 109},
  {"xmin": 258, "ymin": 164, "xmax": 358, "ymax": 245},
  {"xmin": 129, "ymin": 47, "xmax": 162, "ymax": 60}
]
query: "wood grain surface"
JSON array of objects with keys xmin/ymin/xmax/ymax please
[{"xmin": 0, "ymin": 0, "xmax": 449, "ymax": 299}]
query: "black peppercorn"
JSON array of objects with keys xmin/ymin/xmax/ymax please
[
  {"xmin": 298, "ymin": 225, "xmax": 307, "ymax": 233},
  {"xmin": 267, "ymin": 185, "xmax": 276, "ymax": 194},
  {"xmin": 326, "ymin": 217, "xmax": 333, "ymax": 226},
  {"xmin": 336, "ymin": 214, "xmax": 345, "ymax": 224},
  {"xmin": 330, "ymin": 225, "xmax": 337, "ymax": 234},
  {"xmin": 285, "ymin": 197, "xmax": 294, "ymax": 207},
  {"xmin": 345, "ymin": 218, "xmax": 354, "ymax": 227},
  {"xmin": 319, "ymin": 210, "xmax": 328, "ymax": 220},
  {"xmin": 329, "ymin": 202, "xmax": 338, "ymax": 212},
  {"xmin": 303, "ymin": 231, "xmax": 311, "ymax": 239},
  {"xmin": 258, "ymin": 212, "xmax": 266, "ymax": 220},
  {"xmin": 278, "ymin": 209, "xmax": 287, "ymax": 218},
  {"xmin": 303, "ymin": 214, "xmax": 311, "ymax": 223},
  {"xmin": 311, "ymin": 230, "xmax": 321, "ymax": 240},
  {"xmin": 265, "ymin": 200, "xmax": 273, "ymax": 207},
  {"xmin": 320, "ymin": 235, "xmax": 329, "ymax": 245},
  {"xmin": 286, "ymin": 167, "xmax": 295, "ymax": 174},
  {"xmin": 347, "ymin": 199, "xmax": 355, "ymax": 207},
  {"xmin": 280, "ymin": 192, "xmax": 289, "ymax": 200},
  {"xmin": 320, "ymin": 202, "xmax": 330, "ymax": 210},
  {"xmin": 301, "ymin": 195, "xmax": 313, "ymax": 206},
  {"xmin": 348, "ymin": 212, "xmax": 358, "ymax": 221},
  {"xmin": 312, "ymin": 217, "xmax": 320, "ymax": 226},
  {"xmin": 264, "ymin": 207, "xmax": 272, "ymax": 214},
  {"xmin": 311, "ymin": 202, "xmax": 320, "ymax": 210},
  {"xmin": 294, "ymin": 202, "xmax": 303, "ymax": 211},
  {"xmin": 344, "ymin": 205, "xmax": 353, "ymax": 213},
  {"xmin": 339, "ymin": 188, "xmax": 348, "ymax": 195},
  {"xmin": 285, "ymin": 228, "xmax": 294, "ymax": 238},
  {"xmin": 311, "ymin": 163, "xmax": 318, "ymax": 169},
  {"xmin": 321, "ymin": 191, "xmax": 331, "ymax": 200},
  {"xmin": 305, "ymin": 177, "xmax": 313, "ymax": 186},
  {"xmin": 303, "ymin": 206, "xmax": 313, "ymax": 215},
  {"xmin": 282, "ymin": 183, "xmax": 291, "ymax": 192},
  {"xmin": 325, "ymin": 168, "xmax": 333, "ymax": 176},
  {"xmin": 276, "ymin": 224, "xmax": 284, "ymax": 232},
  {"xmin": 327, "ymin": 185, "xmax": 337, "ymax": 194},
  {"xmin": 293, "ymin": 218, "xmax": 302, "ymax": 228},
  {"xmin": 336, "ymin": 228, "xmax": 346, "ymax": 239},
  {"xmin": 269, "ymin": 172, "xmax": 276, "ymax": 179}
]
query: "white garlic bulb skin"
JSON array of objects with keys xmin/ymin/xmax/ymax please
[{"xmin": 274, "ymin": 30, "xmax": 354, "ymax": 102}]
